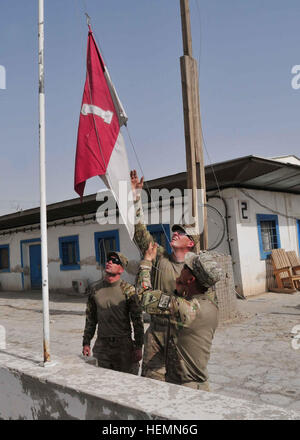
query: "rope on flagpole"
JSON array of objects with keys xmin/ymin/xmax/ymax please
[
  {"xmin": 125, "ymin": 126, "xmax": 172, "ymax": 249},
  {"xmin": 85, "ymin": 12, "xmax": 91, "ymax": 27}
]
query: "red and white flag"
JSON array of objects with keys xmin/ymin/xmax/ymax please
[{"xmin": 74, "ymin": 27, "xmax": 134, "ymax": 238}]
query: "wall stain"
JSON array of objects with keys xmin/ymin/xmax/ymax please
[{"xmin": 80, "ymin": 256, "xmax": 97, "ymax": 266}]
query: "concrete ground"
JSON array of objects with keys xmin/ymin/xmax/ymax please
[{"xmin": 0, "ymin": 289, "xmax": 300, "ymax": 413}]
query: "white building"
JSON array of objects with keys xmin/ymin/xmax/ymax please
[{"xmin": 0, "ymin": 154, "xmax": 300, "ymax": 297}]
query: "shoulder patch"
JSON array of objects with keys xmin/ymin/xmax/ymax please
[{"xmin": 120, "ymin": 280, "xmax": 136, "ymax": 299}]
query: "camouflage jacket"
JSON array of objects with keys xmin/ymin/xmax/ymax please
[
  {"xmin": 137, "ymin": 260, "xmax": 218, "ymax": 326},
  {"xmin": 82, "ymin": 278, "xmax": 144, "ymax": 348},
  {"xmin": 134, "ymin": 198, "xmax": 166, "ymax": 258},
  {"xmin": 134, "ymin": 199, "xmax": 184, "ymax": 300}
]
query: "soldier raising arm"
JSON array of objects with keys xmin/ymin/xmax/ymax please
[
  {"xmin": 137, "ymin": 242, "xmax": 222, "ymax": 391},
  {"xmin": 131, "ymin": 169, "xmax": 197, "ymax": 381}
]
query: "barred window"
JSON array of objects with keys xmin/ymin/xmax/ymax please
[
  {"xmin": 61, "ymin": 241, "xmax": 77, "ymax": 266},
  {"xmin": 59, "ymin": 236, "xmax": 80, "ymax": 270},
  {"xmin": 260, "ymin": 220, "xmax": 278, "ymax": 252},
  {"xmin": 0, "ymin": 245, "xmax": 9, "ymax": 271},
  {"xmin": 94, "ymin": 230, "xmax": 120, "ymax": 266},
  {"xmin": 257, "ymin": 214, "xmax": 280, "ymax": 259},
  {"xmin": 147, "ymin": 224, "xmax": 171, "ymax": 254}
]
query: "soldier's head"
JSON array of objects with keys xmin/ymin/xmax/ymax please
[
  {"xmin": 175, "ymin": 251, "xmax": 222, "ymax": 297},
  {"xmin": 105, "ymin": 252, "xmax": 128, "ymax": 278},
  {"xmin": 170, "ymin": 224, "xmax": 198, "ymax": 252}
]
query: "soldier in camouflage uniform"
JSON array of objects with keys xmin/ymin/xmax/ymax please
[
  {"xmin": 137, "ymin": 242, "xmax": 222, "ymax": 390},
  {"xmin": 131, "ymin": 169, "xmax": 201, "ymax": 382},
  {"xmin": 82, "ymin": 251, "xmax": 144, "ymax": 375}
]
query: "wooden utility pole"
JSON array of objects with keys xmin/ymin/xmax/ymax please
[{"xmin": 180, "ymin": 0, "xmax": 208, "ymax": 250}]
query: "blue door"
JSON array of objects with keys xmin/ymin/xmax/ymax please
[{"xmin": 29, "ymin": 244, "xmax": 42, "ymax": 289}]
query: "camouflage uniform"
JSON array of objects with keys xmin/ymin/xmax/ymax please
[
  {"xmin": 134, "ymin": 199, "xmax": 184, "ymax": 381},
  {"xmin": 138, "ymin": 252, "xmax": 222, "ymax": 389},
  {"xmin": 83, "ymin": 278, "xmax": 144, "ymax": 374}
]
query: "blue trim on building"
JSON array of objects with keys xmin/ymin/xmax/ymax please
[
  {"xmin": 256, "ymin": 214, "xmax": 281, "ymax": 260},
  {"xmin": 58, "ymin": 235, "xmax": 80, "ymax": 271},
  {"xmin": 0, "ymin": 244, "xmax": 10, "ymax": 272},
  {"xmin": 20, "ymin": 238, "xmax": 41, "ymax": 289},
  {"xmin": 297, "ymin": 220, "xmax": 300, "ymax": 255},
  {"xmin": 94, "ymin": 230, "xmax": 120, "ymax": 265},
  {"xmin": 147, "ymin": 224, "xmax": 171, "ymax": 254}
]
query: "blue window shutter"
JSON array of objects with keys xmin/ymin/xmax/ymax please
[
  {"xmin": 0, "ymin": 245, "xmax": 10, "ymax": 272},
  {"xmin": 94, "ymin": 230, "xmax": 120, "ymax": 265},
  {"xmin": 147, "ymin": 224, "xmax": 171, "ymax": 254},
  {"xmin": 59, "ymin": 235, "xmax": 80, "ymax": 271},
  {"xmin": 256, "ymin": 214, "xmax": 280, "ymax": 260}
]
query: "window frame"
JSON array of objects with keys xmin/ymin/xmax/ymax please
[
  {"xmin": 59, "ymin": 235, "xmax": 80, "ymax": 271},
  {"xmin": 256, "ymin": 214, "xmax": 281, "ymax": 260},
  {"xmin": 0, "ymin": 244, "xmax": 10, "ymax": 272},
  {"xmin": 147, "ymin": 224, "xmax": 171, "ymax": 254},
  {"xmin": 94, "ymin": 230, "xmax": 120, "ymax": 266}
]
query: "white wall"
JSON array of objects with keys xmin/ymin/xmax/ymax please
[
  {"xmin": 1, "ymin": 188, "xmax": 300, "ymax": 296},
  {"xmin": 0, "ymin": 219, "xmax": 140, "ymax": 291},
  {"xmin": 224, "ymin": 188, "xmax": 300, "ymax": 297},
  {"xmin": 207, "ymin": 191, "xmax": 243, "ymax": 295}
]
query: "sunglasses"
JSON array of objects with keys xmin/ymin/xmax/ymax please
[
  {"xmin": 174, "ymin": 230, "xmax": 193, "ymax": 242},
  {"xmin": 107, "ymin": 256, "xmax": 122, "ymax": 266}
]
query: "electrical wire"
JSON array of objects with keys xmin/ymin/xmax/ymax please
[
  {"xmin": 239, "ymin": 189, "xmax": 300, "ymax": 221},
  {"xmin": 192, "ymin": 0, "xmax": 224, "ymax": 202}
]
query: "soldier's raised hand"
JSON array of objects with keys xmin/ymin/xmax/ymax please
[
  {"xmin": 144, "ymin": 242, "xmax": 158, "ymax": 262},
  {"xmin": 130, "ymin": 169, "xmax": 144, "ymax": 201}
]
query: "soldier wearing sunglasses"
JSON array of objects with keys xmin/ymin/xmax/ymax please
[{"xmin": 82, "ymin": 251, "xmax": 144, "ymax": 374}]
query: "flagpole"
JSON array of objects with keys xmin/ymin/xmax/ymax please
[{"xmin": 38, "ymin": 0, "xmax": 51, "ymax": 364}]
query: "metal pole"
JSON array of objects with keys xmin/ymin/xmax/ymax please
[{"xmin": 38, "ymin": 0, "xmax": 51, "ymax": 364}]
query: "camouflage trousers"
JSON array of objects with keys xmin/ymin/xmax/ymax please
[
  {"xmin": 93, "ymin": 335, "xmax": 139, "ymax": 375},
  {"xmin": 141, "ymin": 317, "xmax": 169, "ymax": 382},
  {"xmin": 164, "ymin": 338, "xmax": 210, "ymax": 391}
]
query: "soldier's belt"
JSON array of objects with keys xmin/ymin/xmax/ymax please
[{"xmin": 98, "ymin": 335, "xmax": 131, "ymax": 342}]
